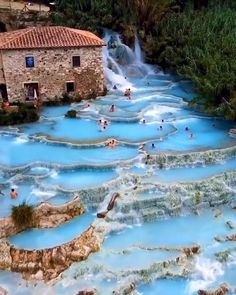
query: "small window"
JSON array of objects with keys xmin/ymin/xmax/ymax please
[
  {"xmin": 66, "ymin": 82, "xmax": 74, "ymax": 93},
  {"xmin": 72, "ymin": 56, "xmax": 80, "ymax": 67},
  {"xmin": 25, "ymin": 56, "xmax": 35, "ymax": 68}
]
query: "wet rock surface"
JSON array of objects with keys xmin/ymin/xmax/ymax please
[
  {"xmin": 198, "ymin": 284, "xmax": 229, "ymax": 295},
  {"xmin": 0, "ymin": 226, "xmax": 101, "ymax": 281},
  {"xmin": 0, "ymin": 197, "xmax": 84, "ymax": 238}
]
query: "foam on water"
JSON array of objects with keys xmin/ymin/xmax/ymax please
[{"xmin": 188, "ymin": 256, "xmax": 224, "ymax": 293}]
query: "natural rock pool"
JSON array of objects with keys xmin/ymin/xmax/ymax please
[{"xmin": 0, "ymin": 33, "xmax": 235, "ymax": 294}]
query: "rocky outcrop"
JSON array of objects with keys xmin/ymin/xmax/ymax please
[
  {"xmin": 97, "ymin": 192, "xmax": 120, "ymax": 218},
  {"xmin": 112, "ymin": 282, "xmax": 135, "ymax": 295},
  {"xmin": 0, "ymin": 197, "xmax": 84, "ymax": 238},
  {"xmin": 182, "ymin": 245, "xmax": 200, "ymax": 257},
  {"xmin": 198, "ymin": 284, "xmax": 229, "ymax": 295},
  {"xmin": 148, "ymin": 145, "xmax": 236, "ymax": 168},
  {"xmin": 76, "ymin": 290, "xmax": 96, "ymax": 295},
  {"xmin": 0, "ymin": 225, "xmax": 101, "ymax": 281}
]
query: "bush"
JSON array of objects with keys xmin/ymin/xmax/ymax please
[
  {"xmin": 65, "ymin": 109, "xmax": 77, "ymax": 118},
  {"xmin": 0, "ymin": 103, "xmax": 39, "ymax": 125},
  {"xmin": 11, "ymin": 201, "xmax": 34, "ymax": 228}
]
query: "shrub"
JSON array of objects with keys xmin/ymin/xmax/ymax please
[
  {"xmin": 11, "ymin": 201, "xmax": 34, "ymax": 228},
  {"xmin": 0, "ymin": 104, "xmax": 39, "ymax": 125},
  {"xmin": 65, "ymin": 109, "xmax": 77, "ymax": 118}
]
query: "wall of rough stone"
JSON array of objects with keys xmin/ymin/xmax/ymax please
[
  {"xmin": 0, "ymin": 225, "xmax": 101, "ymax": 281},
  {"xmin": 1, "ymin": 46, "xmax": 105, "ymax": 102}
]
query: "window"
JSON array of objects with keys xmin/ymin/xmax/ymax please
[
  {"xmin": 66, "ymin": 82, "xmax": 74, "ymax": 93},
  {"xmin": 72, "ymin": 56, "xmax": 80, "ymax": 67},
  {"xmin": 25, "ymin": 56, "xmax": 35, "ymax": 68}
]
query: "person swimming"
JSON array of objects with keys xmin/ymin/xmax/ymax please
[
  {"xmin": 10, "ymin": 188, "xmax": 18, "ymax": 199},
  {"xmin": 82, "ymin": 103, "xmax": 91, "ymax": 110},
  {"xmin": 108, "ymin": 139, "xmax": 117, "ymax": 148},
  {"xmin": 159, "ymin": 126, "xmax": 163, "ymax": 131},
  {"xmin": 142, "ymin": 119, "xmax": 146, "ymax": 124},
  {"xmin": 189, "ymin": 133, "xmax": 194, "ymax": 139},
  {"xmin": 151, "ymin": 143, "xmax": 155, "ymax": 149},
  {"xmin": 109, "ymin": 105, "xmax": 115, "ymax": 112},
  {"xmin": 185, "ymin": 127, "xmax": 189, "ymax": 131},
  {"xmin": 100, "ymin": 126, "xmax": 107, "ymax": 132}
]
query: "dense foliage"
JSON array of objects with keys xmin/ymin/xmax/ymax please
[
  {"xmin": 0, "ymin": 104, "xmax": 39, "ymax": 125},
  {"xmin": 11, "ymin": 201, "xmax": 34, "ymax": 228},
  {"xmin": 52, "ymin": 0, "xmax": 175, "ymax": 38},
  {"xmin": 155, "ymin": 3, "xmax": 236, "ymax": 119}
]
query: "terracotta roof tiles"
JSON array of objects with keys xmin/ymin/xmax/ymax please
[{"xmin": 0, "ymin": 26, "xmax": 105, "ymax": 50}]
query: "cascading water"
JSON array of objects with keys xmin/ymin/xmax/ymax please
[
  {"xmin": 103, "ymin": 30, "xmax": 154, "ymax": 89},
  {"xmin": 0, "ymin": 29, "xmax": 235, "ymax": 295}
]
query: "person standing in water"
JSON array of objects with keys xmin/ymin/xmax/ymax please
[
  {"xmin": 124, "ymin": 88, "xmax": 131, "ymax": 100},
  {"xmin": 10, "ymin": 188, "xmax": 18, "ymax": 199}
]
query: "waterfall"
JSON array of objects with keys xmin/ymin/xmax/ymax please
[
  {"xmin": 102, "ymin": 30, "xmax": 155, "ymax": 89},
  {"xmin": 134, "ymin": 34, "xmax": 143, "ymax": 62}
]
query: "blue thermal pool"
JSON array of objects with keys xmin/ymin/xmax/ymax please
[
  {"xmin": 8, "ymin": 212, "xmax": 94, "ymax": 249},
  {"xmin": 42, "ymin": 168, "xmax": 118, "ymax": 190},
  {"xmin": 133, "ymin": 157, "xmax": 236, "ymax": 182},
  {"xmin": 0, "ymin": 183, "xmax": 72, "ymax": 217},
  {"xmin": 0, "ymin": 134, "xmax": 138, "ymax": 167},
  {"xmin": 104, "ymin": 208, "xmax": 236, "ymax": 249},
  {"xmin": 0, "ymin": 35, "xmax": 235, "ymax": 295}
]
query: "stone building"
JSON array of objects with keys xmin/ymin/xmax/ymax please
[{"xmin": 0, "ymin": 26, "xmax": 105, "ymax": 102}]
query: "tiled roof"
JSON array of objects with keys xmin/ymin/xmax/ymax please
[{"xmin": 0, "ymin": 26, "xmax": 105, "ymax": 50}]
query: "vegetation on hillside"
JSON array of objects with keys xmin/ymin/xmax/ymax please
[
  {"xmin": 155, "ymin": 2, "xmax": 236, "ymax": 119},
  {"xmin": 52, "ymin": 0, "xmax": 236, "ymax": 120}
]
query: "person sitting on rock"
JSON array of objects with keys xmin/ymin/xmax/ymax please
[{"xmin": 10, "ymin": 188, "xmax": 18, "ymax": 199}]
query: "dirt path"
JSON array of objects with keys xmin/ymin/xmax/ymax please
[{"xmin": 0, "ymin": 0, "xmax": 49, "ymax": 12}]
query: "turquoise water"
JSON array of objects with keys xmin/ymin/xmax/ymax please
[
  {"xmin": 43, "ymin": 168, "xmax": 117, "ymax": 190},
  {"xmin": 133, "ymin": 157, "xmax": 236, "ymax": 182},
  {"xmin": 0, "ymin": 60, "xmax": 235, "ymax": 294},
  {"xmin": 9, "ymin": 212, "xmax": 94, "ymax": 249},
  {"xmin": 104, "ymin": 208, "xmax": 236, "ymax": 249},
  {"xmin": 0, "ymin": 134, "xmax": 138, "ymax": 167}
]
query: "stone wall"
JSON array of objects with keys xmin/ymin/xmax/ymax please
[
  {"xmin": 0, "ymin": 225, "xmax": 101, "ymax": 281},
  {"xmin": 0, "ymin": 197, "xmax": 84, "ymax": 238},
  {"xmin": 1, "ymin": 46, "xmax": 105, "ymax": 102}
]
